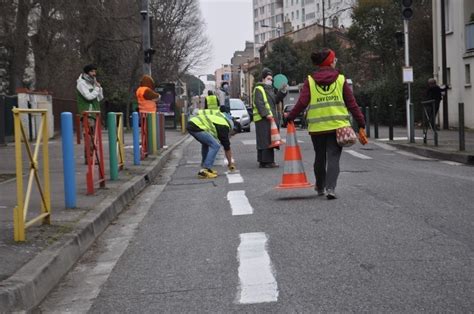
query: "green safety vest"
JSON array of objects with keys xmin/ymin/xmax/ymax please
[
  {"xmin": 198, "ymin": 109, "xmax": 221, "ymax": 116},
  {"xmin": 306, "ymin": 74, "xmax": 351, "ymax": 132},
  {"xmin": 76, "ymin": 88, "xmax": 100, "ymax": 114},
  {"xmin": 190, "ymin": 112, "xmax": 230, "ymax": 139},
  {"xmin": 205, "ymin": 95, "xmax": 219, "ymax": 110},
  {"xmin": 252, "ymin": 85, "xmax": 273, "ymax": 122}
]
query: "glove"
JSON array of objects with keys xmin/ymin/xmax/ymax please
[
  {"xmin": 228, "ymin": 163, "xmax": 237, "ymax": 172},
  {"xmin": 358, "ymin": 127, "xmax": 368, "ymax": 145}
]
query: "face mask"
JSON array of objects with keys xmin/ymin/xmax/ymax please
[
  {"xmin": 223, "ymin": 85, "xmax": 229, "ymax": 90},
  {"xmin": 264, "ymin": 79, "xmax": 273, "ymax": 86}
]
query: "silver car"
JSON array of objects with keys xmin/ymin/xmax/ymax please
[{"xmin": 230, "ymin": 98, "xmax": 251, "ymax": 132}]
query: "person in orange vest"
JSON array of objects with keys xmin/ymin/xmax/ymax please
[{"xmin": 136, "ymin": 75, "xmax": 160, "ymax": 113}]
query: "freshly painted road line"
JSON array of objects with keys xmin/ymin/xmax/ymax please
[
  {"xmin": 345, "ymin": 150, "xmax": 373, "ymax": 160},
  {"xmin": 227, "ymin": 191, "xmax": 253, "ymax": 215},
  {"xmin": 236, "ymin": 232, "xmax": 278, "ymax": 304},
  {"xmin": 226, "ymin": 171, "xmax": 244, "ymax": 184},
  {"xmin": 440, "ymin": 160, "xmax": 463, "ymax": 166},
  {"xmin": 378, "ymin": 136, "xmax": 423, "ymax": 141}
]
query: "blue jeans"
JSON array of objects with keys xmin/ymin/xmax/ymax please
[{"xmin": 189, "ymin": 131, "xmax": 221, "ymax": 169}]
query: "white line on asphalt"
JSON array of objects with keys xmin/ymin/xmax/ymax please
[
  {"xmin": 236, "ymin": 232, "xmax": 278, "ymax": 304},
  {"xmin": 439, "ymin": 160, "xmax": 463, "ymax": 166},
  {"xmin": 241, "ymin": 139, "xmax": 256, "ymax": 145},
  {"xmin": 378, "ymin": 136, "xmax": 424, "ymax": 141},
  {"xmin": 395, "ymin": 150, "xmax": 435, "ymax": 160},
  {"xmin": 345, "ymin": 150, "xmax": 373, "ymax": 160},
  {"xmin": 0, "ymin": 206, "xmax": 7, "ymax": 209},
  {"xmin": 226, "ymin": 171, "xmax": 244, "ymax": 184},
  {"xmin": 227, "ymin": 190, "xmax": 253, "ymax": 215},
  {"xmin": 372, "ymin": 141, "xmax": 397, "ymax": 151}
]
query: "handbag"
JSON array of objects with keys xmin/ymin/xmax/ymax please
[{"xmin": 336, "ymin": 126, "xmax": 357, "ymax": 147}]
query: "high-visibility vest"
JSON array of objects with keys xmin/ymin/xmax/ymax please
[
  {"xmin": 206, "ymin": 95, "xmax": 219, "ymax": 110},
  {"xmin": 252, "ymin": 85, "xmax": 273, "ymax": 122},
  {"xmin": 189, "ymin": 112, "xmax": 230, "ymax": 139},
  {"xmin": 306, "ymin": 74, "xmax": 351, "ymax": 132},
  {"xmin": 136, "ymin": 86, "xmax": 157, "ymax": 113},
  {"xmin": 198, "ymin": 109, "xmax": 221, "ymax": 116}
]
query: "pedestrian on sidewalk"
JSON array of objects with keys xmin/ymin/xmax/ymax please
[
  {"xmin": 205, "ymin": 90, "xmax": 220, "ymax": 110},
  {"xmin": 286, "ymin": 48, "xmax": 368, "ymax": 199},
  {"xmin": 76, "ymin": 64, "xmax": 104, "ymax": 164},
  {"xmin": 136, "ymin": 75, "xmax": 160, "ymax": 113},
  {"xmin": 425, "ymin": 78, "xmax": 447, "ymax": 128},
  {"xmin": 252, "ymin": 67, "xmax": 287, "ymax": 168},
  {"xmin": 217, "ymin": 81, "xmax": 231, "ymax": 113},
  {"xmin": 187, "ymin": 109, "xmax": 236, "ymax": 179}
]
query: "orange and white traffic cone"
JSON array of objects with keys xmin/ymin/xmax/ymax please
[
  {"xmin": 275, "ymin": 121, "xmax": 313, "ymax": 189},
  {"xmin": 268, "ymin": 117, "xmax": 281, "ymax": 148}
]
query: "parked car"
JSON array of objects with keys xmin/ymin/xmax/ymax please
[
  {"xmin": 230, "ymin": 98, "xmax": 251, "ymax": 132},
  {"xmin": 281, "ymin": 104, "xmax": 305, "ymax": 128},
  {"xmin": 281, "ymin": 85, "xmax": 306, "ymax": 128}
]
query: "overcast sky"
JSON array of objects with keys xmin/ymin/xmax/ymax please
[{"xmin": 197, "ymin": 0, "xmax": 254, "ymax": 76}]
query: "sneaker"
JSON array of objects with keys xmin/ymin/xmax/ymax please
[
  {"xmin": 315, "ymin": 187, "xmax": 325, "ymax": 196},
  {"xmin": 198, "ymin": 169, "xmax": 218, "ymax": 179},
  {"xmin": 207, "ymin": 168, "xmax": 218, "ymax": 175},
  {"xmin": 326, "ymin": 189, "xmax": 337, "ymax": 200}
]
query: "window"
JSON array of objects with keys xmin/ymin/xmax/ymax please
[
  {"xmin": 296, "ymin": 10, "xmax": 299, "ymax": 20},
  {"xmin": 296, "ymin": 0, "xmax": 298, "ymax": 4},
  {"xmin": 328, "ymin": 0, "xmax": 331, "ymax": 9},
  {"xmin": 302, "ymin": 8, "xmax": 305, "ymax": 22},
  {"xmin": 465, "ymin": 64, "xmax": 471, "ymax": 85},
  {"xmin": 445, "ymin": 0, "xmax": 452, "ymax": 32},
  {"xmin": 254, "ymin": 8, "xmax": 258, "ymax": 17},
  {"xmin": 291, "ymin": 11, "xmax": 294, "ymax": 20},
  {"xmin": 254, "ymin": 22, "xmax": 258, "ymax": 29},
  {"xmin": 316, "ymin": 3, "xmax": 320, "ymax": 13},
  {"xmin": 291, "ymin": 0, "xmax": 294, "ymax": 5},
  {"xmin": 260, "ymin": 6, "xmax": 264, "ymax": 14},
  {"xmin": 286, "ymin": 0, "xmax": 288, "ymax": 7}
]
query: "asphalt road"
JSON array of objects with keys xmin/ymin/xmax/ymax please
[{"xmin": 39, "ymin": 127, "xmax": 474, "ymax": 312}]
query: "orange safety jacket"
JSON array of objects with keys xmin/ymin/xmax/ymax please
[{"xmin": 136, "ymin": 86, "xmax": 157, "ymax": 113}]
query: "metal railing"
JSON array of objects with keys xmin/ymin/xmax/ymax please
[{"xmin": 12, "ymin": 108, "xmax": 51, "ymax": 242}]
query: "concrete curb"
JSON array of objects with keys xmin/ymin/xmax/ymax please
[
  {"xmin": 384, "ymin": 142, "xmax": 474, "ymax": 165},
  {"xmin": 0, "ymin": 135, "xmax": 190, "ymax": 311}
]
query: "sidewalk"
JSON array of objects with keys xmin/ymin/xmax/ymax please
[
  {"xmin": 0, "ymin": 128, "xmax": 188, "ymax": 311},
  {"xmin": 370, "ymin": 125, "xmax": 474, "ymax": 165}
]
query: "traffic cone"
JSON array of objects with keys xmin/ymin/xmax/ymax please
[
  {"xmin": 275, "ymin": 121, "xmax": 313, "ymax": 189},
  {"xmin": 268, "ymin": 117, "xmax": 281, "ymax": 148}
]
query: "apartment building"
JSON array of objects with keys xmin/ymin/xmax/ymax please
[
  {"xmin": 253, "ymin": 0, "xmax": 356, "ymax": 56},
  {"xmin": 432, "ymin": 0, "xmax": 474, "ymax": 128},
  {"xmin": 253, "ymin": 0, "xmax": 285, "ymax": 55}
]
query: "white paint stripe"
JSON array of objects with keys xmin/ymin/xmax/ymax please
[
  {"xmin": 227, "ymin": 191, "xmax": 253, "ymax": 215},
  {"xmin": 236, "ymin": 232, "xmax": 278, "ymax": 304},
  {"xmin": 242, "ymin": 139, "xmax": 256, "ymax": 145},
  {"xmin": 378, "ymin": 136, "xmax": 424, "ymax": 141},
  {"xmin": 226, "ymin": 171, "xmax": 244, "ymax": 184},
  {"xmin": 440, "ymin": 160, "xmax": 463, "ymax": 166},
  {"xmin": 345, "ymin": 150, "xmax": 373, "ymax": 160},
  {"xmin": 396, "ymin": 150, "xmax": 435, "ymax": 160},
  {"xmin": 0, "ymin": 206, "xmax": 7, "ymax": 209},
  {"xmin": 372, "ymin": 141, "xmax": 397, "ymax": 151}
]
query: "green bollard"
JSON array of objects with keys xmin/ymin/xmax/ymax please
[
  {"xmin": 147, "ymin": 113, "xmax": 153, "ymax": 155},
  {"xmin": 107, "ymin": 112, "xmax": 118, "ymax": 180}
]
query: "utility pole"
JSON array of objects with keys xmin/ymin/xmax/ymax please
[
  {"xmin": 403, "ymin": 19, "xmax": 414, "ymax": 143},
  {"xmin": 440, "ymin": 0, "xmax": 449, "ymax": 129},
  {"xmin": 141, "ymin": 0, "xmax": 152, "ymax": 76}
]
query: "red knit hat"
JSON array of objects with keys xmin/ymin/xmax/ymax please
[{"xmin": 319, "ymin": 49, "xmax": 336, "ymax": 66}]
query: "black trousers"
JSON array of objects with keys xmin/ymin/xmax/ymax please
[
  {"xmin": 257, "ymin": 148, "xmax": 275, "ymax": 164},
  {"xmin": 310, "ymin": 132, "xmax": 342, "ymax": 191}
]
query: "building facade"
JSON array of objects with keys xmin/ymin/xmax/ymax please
[
  {"xmin": 230, "ymin": 41, "xmax": 255, "ymax": 98},
  {"xmin": 253, "ymin": 0, "xmax": 356, "ymax": 56},
  {"xmin": 433, "ymin": 0, "xmax": 474, "ymax": 128}
]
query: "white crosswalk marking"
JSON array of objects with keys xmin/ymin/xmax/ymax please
[
  {"xmin": 236, "ymin": 232, "xmax": 278, "ymax": 304},
  {"xmin": 227, "ymin": 190, "xmax": 253, "ymax": 215},
  {"xmin": 226, "ymin": 171, "xmax": 244, "ymax": 184},
  {"xmin": 345, "ymin": 150, "xmax": 373, "ymax": 160}
]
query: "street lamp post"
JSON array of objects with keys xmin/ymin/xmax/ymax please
[{"xmin": 261, "ymin": 24, "xmax": 282, "ymax": 38}]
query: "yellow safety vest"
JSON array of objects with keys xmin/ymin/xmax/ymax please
[
  {"xmin": 306, "ymin": 74, "xmax": 351, "ymax": 132},
  {"xmin": 252, "ymin": 85, "xmax": 273, "ymax": 122},
  {"xmin": 190, "ymin": 112, "xmax": 230, "ymax": 139},
  {"xmin": 205, "ymin": 95, "xmax": 219, "ymax": 110}
]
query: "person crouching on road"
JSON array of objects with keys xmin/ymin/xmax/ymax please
[
  {"xmin": 136, "ymin": 75, "xmax": 160, "ymax": 113},
  {"xmin": 187, "ymin": 109, "xmax": 236, "ymax": 179},
  {"xmin": 287, "ymin": 48, "xmax": 368, "ymax": 200},
  {"xmin": 253, "ymin": 67, "xmax": 287, "ymax": 168}
]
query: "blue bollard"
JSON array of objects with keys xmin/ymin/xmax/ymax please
[
  {"xmin": 61, "ymin": 112, "xmax": 76, "ymax": 208},
  {"xmin": 132, "ymin": 112, "xmax": 140, "ymax": 165}
]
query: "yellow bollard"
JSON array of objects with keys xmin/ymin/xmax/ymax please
[{"xmin": 181, "ymin": 113, "xmax": 186, "ymax": 134}]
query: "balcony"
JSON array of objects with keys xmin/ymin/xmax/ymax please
[{"xmin": 466, "ymin": 22, "xmax": 474, "ymax": 51}]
